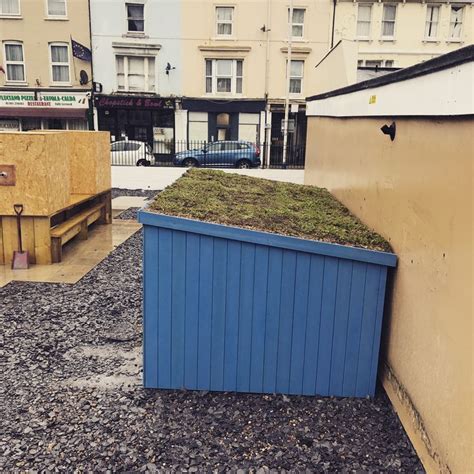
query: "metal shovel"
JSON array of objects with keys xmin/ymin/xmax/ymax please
[{"xmin": 11, "ymin": 204, "xmax": 30, "ymax": 270}]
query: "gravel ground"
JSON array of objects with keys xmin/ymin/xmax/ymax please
[
  {"xmin": 115, "ymin": 208, "xmax": 141, "ymax": 220},
  {"xmin": 111, "ymin": 188, "xmax": 159, "ymax": 200},
  {"xmin": 0, "ymin": 230, "xmax": 423, "ymax": 472}
]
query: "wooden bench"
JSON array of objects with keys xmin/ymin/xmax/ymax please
[{"xmin": 50, "ymin": 202, "xmax": 106, "ymax": 263}]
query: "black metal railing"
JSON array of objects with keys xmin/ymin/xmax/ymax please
[{"xmin": 110, "ymin": 139, "xmax": 305, "ymax": 169}]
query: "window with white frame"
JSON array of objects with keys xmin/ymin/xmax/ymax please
[
  {"xmin": 0, "ymin": 0, "xmax": 20, "ymax": 15},
  {"xmin": 47, "ymin": 0, "xmax": 66, "ymax": 17},
  {"xmin": 424, "ymin": 5, "xmax": 439, "ymax": 39},
  {"xmin": 216, "ymin": 6, "xmax": 234, "ymax": 36},
  {"xmin": 116, "ymin": 55, "xmax": 155, "ymax": 92},
  {"xmin": 381, "ymin": 4, "xmax": 396, "ymax": 38},
  {"xmin": 4, "ymin": 42, "xmax": 25, "ymax": 82},
  {"xmin": 449, "ymin": 6, "xmax": 464, "ymax": 39},
  {"xmin": 289, "ymin": 60, "xmax": 304, "ymax": 94},
  {"xmin": 289, "ymin": 8, "xmax": 305, "ymax": 38},
  {"xmin": 356, "ymin": 4, "xmax": 372, "ymax": 38},
  {"xmin": 127, "ymin": 3, "xmax": 144, "ymax": 33},
  {"xmin": 50, "ymin": 43, "xmax": 70, "ymax": 83},
  {"xmin": 205, "ymin": 59, "xmax": 242, "ymax": 94}
]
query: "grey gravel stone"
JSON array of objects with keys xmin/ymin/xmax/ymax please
[{"xmin": 1, "ymin": 230, "xmax": 424, "ymax": 472}]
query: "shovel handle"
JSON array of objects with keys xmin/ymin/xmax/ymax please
[{"xmin": 14, "ymin": 204, "xmax": 23, "ymax": 216}]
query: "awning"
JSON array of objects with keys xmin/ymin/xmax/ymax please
[{"xmin": 0, "ymin": 108, "xmax": 88, "ymax": 119}]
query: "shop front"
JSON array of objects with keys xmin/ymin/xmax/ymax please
[
  {"xmin": 0, "ymin": 91, "xmax": 91, "ymax": 131},
  {"xmin": 182, "ymin": 99, "xmax": 266, "ymax": 147},
  {"xmin": 94, "ymin": 94, "xmax": 176, "ymax": 160}
]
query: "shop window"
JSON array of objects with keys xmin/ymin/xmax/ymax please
[
  {"xmin": 50, "ymin": 43, "xmax": 70, "ymax": 84},
  {"xmin": 4, "ymin": 42, "xmax": 25, "ymax": 82},
  {"xmin": 44, "ymin": 119, "xmax": 66, "ymax": 130},
  {"xmin": 205, "ymin": 59, "xmax": 243, "ymax": 95},
  {"xmin": 0, "ymin": 0, "xmax": 20, "ymax": 15},
  {"xmin": 449, "ymin": 6, "xmax": 464, "ymax": 40},
  {"xmin": 47, "ymin": 0, "xmax": 66, "ymax": 17},
  {"xmin": 289, "ymin": 8, "xmax": 305, "ymax": 38},
  {"xmin": 21, "ymin": 118, "xmax": 41, "ymax": 131},
  {"xmin": 381, "ymin": 5, "xmax": 396, "ymax": 39},
  {"xmin": 356, "ymin": 4, "xmax": 372, "ymax": 39},
  {"xmin": 425, "ymin": 5, "xmax": 439, "ymax": 40},
  {"xmin": 127, "ymin": 3, "xmax": 144, "ymax": 33},
  {"xmin": 216, "ymin": 6, "xmax": 233, "ymax": 36},
  {"xmin": 289, "ymin": 60, "xmax": 304, "ymax": 94},
  {"xmin": 116, "ymin": 55, "xmax": 155, "ymax": 92}
]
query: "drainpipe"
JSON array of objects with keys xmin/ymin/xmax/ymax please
[
  {"xmin": 331, "ymin": 0, "xmax": 337, "ymax": 49},
  {"xmin": 263, "ymin": 0, "xmax": 272, "ymax": 168},
  {"xmin": 87, "ymin": 0, "xmax": 95, "ymax": 130},
  {"xmin": 282, "ymin": 0, "xmax": 294, "ymax": 169}
]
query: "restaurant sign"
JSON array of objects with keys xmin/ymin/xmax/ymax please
[
  {"xmin": 94, "ymin": 94, "xmax": 175, "ymax": 110},
  {"xmin": 0, "ymin": 92, "xmax": 90, "ymax": 109}
]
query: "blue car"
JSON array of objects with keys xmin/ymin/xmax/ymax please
[{"xmin": 174, "ymin": 140, "xmax": 261, "ymax": 168}]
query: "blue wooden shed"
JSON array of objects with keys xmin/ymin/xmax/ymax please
[{"xmin": 138, "ymin": 211, "xmax": 397, "ymax": 397}]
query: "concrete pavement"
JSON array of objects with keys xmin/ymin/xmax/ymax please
[{"xmin": 111, "ymin": 166, "xmax": 305, "ymax": 190}]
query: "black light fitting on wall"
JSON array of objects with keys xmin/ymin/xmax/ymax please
[{"xmin": 381, "ymin": 121, "xmax": 396, "ymax": 141}]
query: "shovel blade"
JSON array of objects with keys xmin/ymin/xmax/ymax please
[{"xmin": 12, "ymin": 251, "xmax": 30, "ymax": 270}]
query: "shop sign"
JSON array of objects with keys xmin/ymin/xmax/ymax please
[
  {"xmin": 0, "ymin": 92, "xmax": 89, "ymax": 109},
  {"xmin": 0, "ymin": 119, "xmax": 20, "ymax": 131},
  {"xmin": 94, "ymin": 95, "xmax": 175, "ymax": 110}
]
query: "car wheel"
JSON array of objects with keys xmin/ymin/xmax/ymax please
[
  {"xmin": 137, "ymin": 159, "xmax": 151, "ymax": 167},
  {"xmin": 236, "ymin": 159, "xmax": 251, "ymax": 169},
  {"xmin": 183, "ymin": 158, "xmax": 198, "ymax": 168}
]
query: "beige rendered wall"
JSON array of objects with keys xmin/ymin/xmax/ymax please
[
  {"xmin": 0, "ymin": 0, "xmax": 92, "ymax": 89},
  {"xmin": 304, "ymin": 116, "xmax": 473, "ymax": 473},
  {"xmin": 180, "ymin": 0, "xmax": 332, "ymax": 100},
  {"xmin": 312, "ymin": 39, "xmax": 359, "ymax": 94},
  {"xmin": 334, "ymin": 1, "xmax": 474, "ymax": 68}
]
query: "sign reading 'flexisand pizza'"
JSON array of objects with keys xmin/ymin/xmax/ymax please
[{"xmin": 0, "ymin": 92, "xmax": 89, "ymax": 108}]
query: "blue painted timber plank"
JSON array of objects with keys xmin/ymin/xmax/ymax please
[
  {"xmin": 329, "ymin": 259, "xmax": 353, "ymax": 396},
  {"xmin": 143, "ymin": 225, "xmax": 159, "ymax": 388},
  {"xmin": 315, "ymin": 257, "xmax": 339, "ymax": 396},
  {"xmin": 138, "ymin": 211, "xmax": 397, "ymax": 268},
  {"xmin": 249, "ymin": 245, "xmax": 269, "ymax": 393},
  {"xmin": 171, "ymin": 230, "xmax": 186, "ymax": 389},
  {"xmin": 223, "ymin": 241, "xmax": 241, "ymax": 391},
  {"xmin": 342, "ymin": 262, "xmax": 367, "ymax": 396},
  {"xmin": 157, "ymin": 228, "xmax": 172, "ymax": 388},
  {"xmin": 236, "ymin": 243, "xmax": 256, "ymax": 392},
  {"xmin": 262, "ymin": 247, "xmax": 283, "ymax": 393},
  {"xmin": 356, "ymin": 264, "xmax": 382, "ymax": 396},
  {"xmin": 197, "ymin": 235, "xmax": 213, "ymax": 390},
  {"xmin": 210, "ymin": 238, "xmax": 228, "ymax": 391},
  {"xmin": 184, "ymin": 232, "xmax": 200, "ymax": 389},
  {"xmin": 368, "ymin": 267, "xmax": 388, "ymax": 395},
  {"xmin": 276, "ymin": 250, "xmax": 297, "ymax": 393},
  {"xmin": 302, "ymin": 255, "xmax": 325, "ymax": 395},
  {"xmin": 289, "ymin": 252, "xmax": 311, "ymax": 394}
]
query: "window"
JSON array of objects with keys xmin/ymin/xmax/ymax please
[
  {"xmin": 424, "ymin": 5, "xmax": 439, "ymax": 39},
  {"xmin": 205, "ymin": 59, "xmax": 243, "ymax": 94},
  {"xmin": 116, "ymin": 55, "xmax": 155, "ymax": 92},
  {"xmin": 449, "ymin": 6, "xmax": 464, "ymax": 39},
  {"xmin": 289, "ymin": 60, "xmax": 304, "ymax": 94},
  {"xmin": 50, "ymin": 43, "xmax": 70, "ymax": 83},
  {"xmin": 289, "ymin": 8, "xmax": 305, "ymax": 38},
  {"xmin": 47, "ymin": 0, "xmax": 66, "ymax": 17},
  {"xmin": 0, "ymin": 0, "xmax": 20, "ymax": 15},
  {"xmin": 127, "ymin": 3, "xmax": 144, "ymax": 33},
  {"xmin": 4, "ymin": 42, "xmax": 25, "ymax": 82},
  {"xmin": 216, "ymin": 6, "xmax": 233, "ymax": 36},
  {"xmin": 356, "ymin": 4, "xmax": 372, "ymax": 38},
  {"xmin": 385, "ymin": 60, "xmax": 394, "ymax": 68},
  {"xmin": 365, "ymin": 60, "xmax": 383, "ymax": 68},
  {"xmin": 381, "ymin": 5, "xmax": 396, "ymax": 38}
]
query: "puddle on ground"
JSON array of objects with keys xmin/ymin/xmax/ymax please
[{"xmin": 63, "ymin": 344, "xmax": 142, "ymax": 390}]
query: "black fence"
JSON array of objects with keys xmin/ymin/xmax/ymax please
[{"xmin": 110, "ymin": 140, "xmax": 305, "ymax": 169}]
